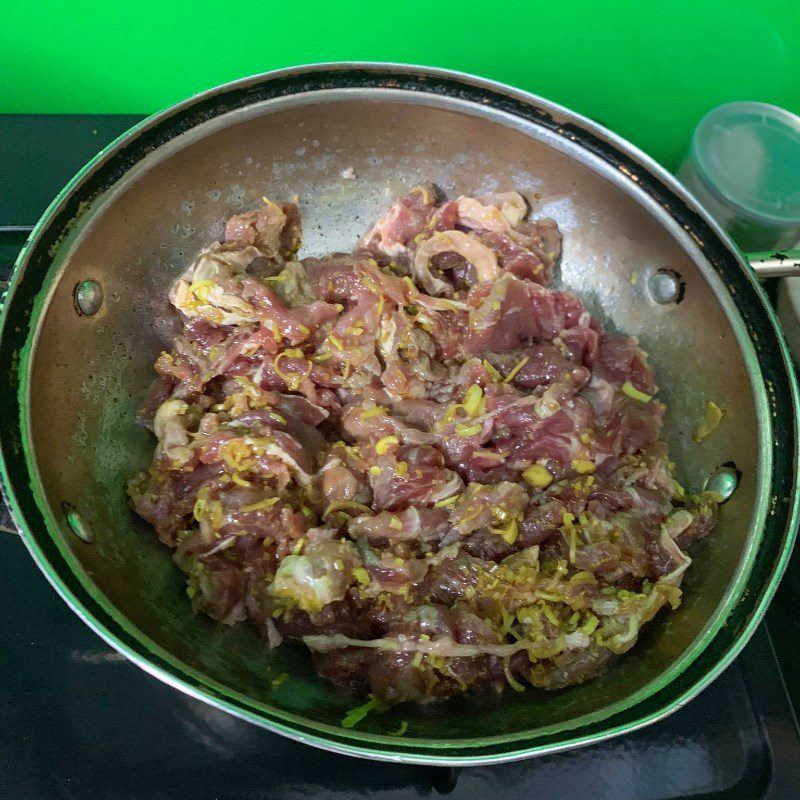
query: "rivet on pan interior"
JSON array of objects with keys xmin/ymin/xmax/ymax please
[
  {"xmin": 73, "ymin": 279, "xmax": 104, "ymax": 316},
  {"xmin": 648, "ymin": 269, "xmax": 685, "ymax": 305},
  {"xmin": 704, "ymin": 462, "xmax": 740, "ymax": 503},
  {"xmin": 62, "ymin": 503, "xmax": 94, "ymax": 543}
]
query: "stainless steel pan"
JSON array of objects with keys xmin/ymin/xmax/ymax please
[{"xmin": 0, "ymin": 63, "xmax": 797, "ymax": 764}]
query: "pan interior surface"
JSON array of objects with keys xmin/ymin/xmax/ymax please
[{"xmin": 20, "ymin": 84, "xmax": 768, "ymax": 756}]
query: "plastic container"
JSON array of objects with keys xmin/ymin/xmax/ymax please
[{"xmin": 678, "ymin": 102, "xmax": 800, "ymax": 251}]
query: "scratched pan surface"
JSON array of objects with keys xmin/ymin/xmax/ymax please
[{"xmin": 0, "ymin": 65, "xmax": 797, "ymax": 764}]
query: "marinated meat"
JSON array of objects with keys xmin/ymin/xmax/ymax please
[{"xmin": 128, "ymin": 187, "xmax": 718, "ymax": 710}]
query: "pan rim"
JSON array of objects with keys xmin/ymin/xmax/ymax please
[{"xmin": 1, "ymin": 62, "xmax": 797, "ymax": 764}]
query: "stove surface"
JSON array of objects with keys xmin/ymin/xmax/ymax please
[{"xmin": 1, "ymin": 114, "xmax": 799, "ymax": 800}]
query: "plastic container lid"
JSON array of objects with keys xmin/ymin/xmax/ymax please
[{"xmin": 692, "ymin": 101, "xmax": 800, "ymax": 224}]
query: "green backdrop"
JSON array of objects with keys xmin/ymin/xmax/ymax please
[{"xmin": 2, "ymin": 0, "xmax": 799, "ymax": 169}]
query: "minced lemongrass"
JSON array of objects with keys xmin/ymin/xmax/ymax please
[
  {"xmin": 462, "ymin": 384, "xmax": 484, "ymax": 416},
  {"xmin": 341, "ymin": 697, "xmax": 386, "ymax": 729},
  {"xmin": 360, "ymin": 405, "xmax": 387, "ymax": 419},
  {"xmin": 523, "ymin": 463, "xmax": 552, "ymax": 488},
  {"xmin": 622, "ymin": 381, "xmax": 652, "ymax": 403},
  {"xmin": 503, "ymin": 356, "xmax": 529, "ymax": 383},
  {"xmin": 375, "ymin": 435, "xmax": 399, "ymax": 454}
]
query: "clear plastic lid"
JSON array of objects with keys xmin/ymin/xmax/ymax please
[{"xmin": 692, "ymin": 101, "xmax": 800, "ymax": 224}]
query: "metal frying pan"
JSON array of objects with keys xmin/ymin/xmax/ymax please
[{"xmin": 0, "ymin": 64, "xmax": 797, "ymax": 764}]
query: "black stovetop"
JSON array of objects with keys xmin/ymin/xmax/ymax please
[{"xmin": 2, "ymin": 114, "xmax": 799, "ymax": 800}]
